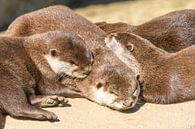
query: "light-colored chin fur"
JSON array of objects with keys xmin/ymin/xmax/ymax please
[
  {"xmin": 90, "ymin": 86, "xmax": 140, "ymax": 110},
  {"xmin": 44, "ymin": 55, "xmax": 87, "ymax": 79},
  {"xmin": 105, "ymin": 35, "xmax": 141, "ymax": 76}
]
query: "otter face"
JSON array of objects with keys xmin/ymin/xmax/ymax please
[
  {"xmin": 88, "ymin": 65, "xmax": 140, "ymax": 110},
  {"xmin": 44, "ymin": 32, "xmax": 94, "ymax": 79}
]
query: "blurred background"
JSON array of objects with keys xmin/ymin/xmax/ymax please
[{"xmin": 0, "ymin": 0, "xmax": 195, "ymax": 32}]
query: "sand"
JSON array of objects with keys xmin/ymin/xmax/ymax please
[
  {"xmin": 75, "ymin": 0, "xmax": 195, "ymax": 25},
  {"xmin": 4, "ymin": 99, "xmax": 195, "ymax": 129}
]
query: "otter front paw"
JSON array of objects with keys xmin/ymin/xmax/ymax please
[
  {"xmin": 34, "ymin": 110, "xmax": 59, "ymax": 121},
  {"xmin": 39, "ymin": 95, "xmax": 68, "ymax": 107}
]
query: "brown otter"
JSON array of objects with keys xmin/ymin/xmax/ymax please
[
  {"xmin": 5, "ymin": 5, "xmax": 140, "ymax": 111},
  {"xmin": 105, "ymin": 32, "xmax": 195, "ymax": 104},
  {"xmin": 0, "ymin": 31, "xmax": 94, "ymax": 128},
  {"xmin": 96, "ymin": 9, "xmax": 195, "ymax": 52}
]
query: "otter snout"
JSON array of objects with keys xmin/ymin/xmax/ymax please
[
  {"xmin": 90, "ymin": 82, "xmax": 140, "ymax": 111},
  {"xmin": 83, "ymin": 70, "xmax": 91, "ymax": 76},
  {"xmin": 113, "ymin": 82, "xmax": 140, "ymax": 110},
  {"xmin": 112, "ymin": 100, "xmax": 135, "ymax": 111},
  {"xmin": 113, "ymin": 85, "xmax": 140, "ymax": 111},
  {"xmin": 72, "ymin": 65, "xmax": 92, "ymax": 79}
]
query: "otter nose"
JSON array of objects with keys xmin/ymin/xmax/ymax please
[{"xmin": 123, "ymin": 100, "xmax": 133, "ymax": 107}]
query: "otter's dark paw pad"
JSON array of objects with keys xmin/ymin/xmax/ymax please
[{"xmin": 40, "ymin": 95, "xmax": 68, "ymax": 107}]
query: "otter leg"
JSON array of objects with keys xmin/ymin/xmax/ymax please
[
  {"xmin": 0, "ymin": 112, "xmax": 5, "ymax": 129},
  {"xmin": 38, "ymin": 77, "xmax": 84, "ymax": 98},
  {"xmin": 0, "ymin": 83, "xmax": 58, "ymax": 121},
  {"xmin": 9, "ymin": 104, "xmax": 58, "ymax": 121},
  {"xmin": 29, "ymin": 95, "xmax": 68, "ymax": 108}
]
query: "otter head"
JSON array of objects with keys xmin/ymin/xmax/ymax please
[
  {"xmin": 85, "ymin": 64, "xmax": 140, "ymax": 111},
  {"xmin": 43, "ymin": 31, "xmax": 94, "ymax": 79}
]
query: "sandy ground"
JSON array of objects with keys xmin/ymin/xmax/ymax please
[
  {"xmin": 3, "ymin": 0, "xmax": 195, "ymax": 129},
  {"xmin": 5, "ymin": 99, "xmax": 195, "ymax": 129},
  {"xmin": 76, "ymin": 0, "xmax": 195, "ymax": 25}
]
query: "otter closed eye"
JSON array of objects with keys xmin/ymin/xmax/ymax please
[{"xmin": 44, "ymin": 55, "xmax": 81, "ymax": 79}]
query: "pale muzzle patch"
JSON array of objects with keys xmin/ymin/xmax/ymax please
[
  {"xmin": 91, "ymin": 86, "xmax": 139, "ymax": 110},
  {"xmin": 44, "ymin": 55, "xmax": 88, "ymax": 79}
]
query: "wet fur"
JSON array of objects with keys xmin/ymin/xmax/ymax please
[{"xmin": 96, "ymin": 9, "xmax": 195, "ymax": 52}]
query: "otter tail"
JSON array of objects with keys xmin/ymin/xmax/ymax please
[{"xmin": 0, "ymin": 112, "xmax": 5, "ymax": 129}]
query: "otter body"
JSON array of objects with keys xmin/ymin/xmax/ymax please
[
  {"xmin": 106, "ymin": 32, "xmax": 195, "ymax": 104},
  {"xmin": 6, "ymin": 5, "xmax": 140, "ymax": 111},
  {"xmin": 96, "ymin": 9, "xmax": 195, "ymax": 52},
  {"xmin": 0, "ymin": 31, "xmax": 94, "ymax": 128}
]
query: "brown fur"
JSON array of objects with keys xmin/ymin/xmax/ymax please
[
  {"xmin": 106, "ymin": 32, "xmax": 195, "ymax": 104},
  {"xmin": 96, "ymin": 9, "xmax": 195, "ymax": 52},
  {"xmin": 23, "ymin": 31, "xmax": 93, "ymax": 80},
  {"xmin": 0, "ymin": 31, "xmax": 94, "ymax": 128},
  {"xmin": 5, "ymin": 5, "xmax": 140, "ymax": 111}
]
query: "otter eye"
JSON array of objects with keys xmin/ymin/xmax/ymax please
[
  {"xmin": 50, "ymin": 49, "xmax": 57, "ymax": 57},
  {"xmin": 109, "ymin": 91, "xmax": 118, "ymax": 96},
  {"xmin": 96, "ymin": 82, "xmax": 103, "ymax": 89},
  {"xmin": 70, "ymin": 60, "xmax": 76, "ymax": 65},
  {"xmin": 126, "ymin": 43, "xmax": 134, "ymax": 52}
]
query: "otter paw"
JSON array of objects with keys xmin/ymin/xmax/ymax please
[
  {"xmin": 35, "ymin": 111, "xmax": 58, "ymax": 121},
  {"xmin": 40, "ymin": 95, "xmax": 68, "ymax": 107}
]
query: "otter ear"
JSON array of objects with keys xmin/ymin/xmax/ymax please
[
  {"xmin": 126, "ymin": 43, "xmax": 134, "ymax": 52},
  {"xmin": 49, "ymin": 49, "xmax": 57, "ymax": 57}
]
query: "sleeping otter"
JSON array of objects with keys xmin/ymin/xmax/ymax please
[
  {"xmin": 5, "ymin": 5, "xmax": 140, "ymax": 111},
  {"xmin": 105, "ymin": 32, "xmax": 195, "ymax": 104},
  {"xmin": 96, "ymin": 9, "xmax": 195, "ymax": 52},
  {"xmin": 0, "ymin": 31, "xmax": 94, "ymax": 128}
]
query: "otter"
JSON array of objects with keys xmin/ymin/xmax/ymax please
[
  {"xmin": 105, "ymin": 32, "xmax": 195, "ymax": 104},
  {"xmin": 95, "ymin": 9, "xmax": 195, "ymax": 52},
  {"xmin": 5, "ymin": 5, "xmax": 140, "ymax": 111},
  {"xmin": 0, "ymin": 31, "xmax": 94, "ymax": 128}
]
